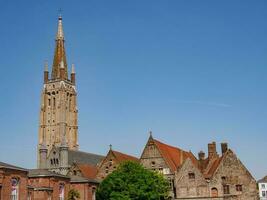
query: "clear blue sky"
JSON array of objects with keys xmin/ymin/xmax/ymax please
[{"xmin": 0, "ymin": 0, "xmax": 266, "ymax": 179}]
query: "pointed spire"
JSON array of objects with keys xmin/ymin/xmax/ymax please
[
  {"xmin": 71, "ymin": 63, "xmax": 76, "ymax": 84},
  {"xmin": 44, "ymin": 60, "xmax": 48, "ymax": 71},
  {"xmin": 71, "ymin": 64, "xmax": 75, "ymax": 74},
  {"xmin": 109, "ymin": 144, "xmax": 113, "ymax": 150},
  {"xmin": 57, "ymin": 14, "xmax": 64, "ymax": 40},
  {"xmin": 44, "ymin": 61, "xmax": 49, "ymax": 83},
  {"xmin": 51, "ymin": 15, "xmax": 68, "ymax": 80}
]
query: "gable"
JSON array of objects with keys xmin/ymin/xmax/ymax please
[
  {"xmin": 140, "ymin": 137, "xmax": 171, "ymax": 172},
  {"xmin": 176, "ymin": 158, "xmax": 207, "ymax": 186},
  {"xmin": 211, "ymin": 149, "xmax": 256, "ymax": 183},
  {"xmin": 140, "ymin": 137, "xmax": 196, "ymax": 173}
]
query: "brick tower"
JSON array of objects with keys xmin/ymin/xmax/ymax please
[{"xmin": 37, "ymin": 15, "xmax": 78, "ymax": 168}]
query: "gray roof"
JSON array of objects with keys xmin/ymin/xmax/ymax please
[
  {"xmin": 70, "ymin": 175, "xmax": 99, "ymax": 184},
  {"xmin": 68, "ymin": 150, "xmax": 104, "ymax": 166},
  {"xmin": 0, "ymin": 161, "xmax": 28, "ymax": 172},
  {"xmin": 258, "ymin": 176, "xmax": 267, "ymax": 183},
  {"xmin": 28, "ymin": 169, "xmax": 69, "ymax": 179}
]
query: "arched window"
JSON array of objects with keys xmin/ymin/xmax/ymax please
[
  {"xmin": 11, "ymin": 178, "xmax": 19, "ymax": 200},
  {"xmin": 59, "ymin": 183, "xmax": 65, "ymax": 200},
  {"xmin": 53, "ymin": 97, "xmax": 56, "ymax": 108},
  {"xmin": 211, "ymin": 187, "xmax": 218, "ymax": 197}
]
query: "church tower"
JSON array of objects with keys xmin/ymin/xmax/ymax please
[{"xmin": 38, "ymin": 15, "xmax": 78, "ymax": 168}]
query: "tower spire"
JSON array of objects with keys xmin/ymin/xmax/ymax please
[{"xmin": 51, "ymin": 15, "xmax": 68, "ymax": 80}]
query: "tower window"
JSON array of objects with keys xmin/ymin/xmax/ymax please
[
  {"xmin": 236, "ymin": 185, "xmax": 242, "ymax": 192},
  {"xmin": 188, "ymin": 172, "xmax": 195, "ymax": 179},
  {"xmin": 48, "ymin": 99, "xmax": 51, "ymax": 106},
  {"xmin": 53, "ymin": 98, "xmax": 56, "ymax": 107},
  {"xmin": 223, "ymin": 185, "xmax": 230, "ymax": 194}
]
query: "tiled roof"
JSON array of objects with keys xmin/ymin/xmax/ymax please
[
  {"xmin": 203, "ymin": 157, "xmax": 223, "ymax": 178},
  {"xmin": 77, "ymin": 164, "xmax": 98, "ymax": 180},
  {"xmin": 112, "ymin": 150, "xmax": 139, "ymax": 163},
  {"xmin": 0, "ymin": 161, "xmax": 28, "ymax": 172},
  {"xmin": 68, "ymin": 150, "xmax": 104, "ymax": 166},
  {"xmin": 153, "ymin": 139, "xmax": 196, "ymax": 172}
]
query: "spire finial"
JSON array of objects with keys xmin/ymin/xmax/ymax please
[
  {"xmin": 58, "ymin": 8, "xmax": 62, "ymax": 19},
  {"xmin": 71, "ymin": 64, "xmax": 75, "ymax": 74},
  {"xmin": 44, "ymin": 60, "xmax": 48, "ymax": 72},
  {"xmin": 149, "ymin": 131, "xmax": 153, "ymax": 137},
  {"xmin": 56, "ymin": 11, "xmax": 64, "ymax": 40},
  {"xmin": 109, "ymin": 144, "xmax": 112, "ymax": 150}
]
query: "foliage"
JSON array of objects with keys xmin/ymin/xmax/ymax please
[
  {"xmin": 68, "ymin": 188, "xmax": 80, "ymax": 200},
  {"xmin": 96, "ymin": 161, "xmax": 169, "ymax": 200}
]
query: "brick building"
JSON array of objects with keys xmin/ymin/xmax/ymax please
[
  {"xmin": 96, "ymin": 146, "xmax": 139, "ymax": 180},
  {"xmin": 0, "ymin": 162, "xmax": 32, "ymax": 200},
  {"xmin": 140, "ymin": 133, "xmax": 258, "ymax": 199}
]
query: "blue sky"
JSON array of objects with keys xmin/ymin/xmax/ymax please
[{"xmin": 0, "ymin": 0, "xmax": 266, "ymax": 179}]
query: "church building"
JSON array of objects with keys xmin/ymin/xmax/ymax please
[{"xmin": 0, "ymin": 14, "xmax": 260, "ymax": 200}]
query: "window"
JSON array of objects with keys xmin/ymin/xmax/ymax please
[
  {"xmin": 11, "ymin": 178, "xmax": 19, "ymax": 200},
  {"xmin": 211, "ymin": 188, "xmax": 218, "ymax": 197},
  {"xmin": 53, "ymin": 98, "xmax": 56, "ymax": 108},
  {"xmin": 73, "ymin": 170, "xmax": 77, "ymax": 176},
  {"xmin": 262, "ymin": 191, "xmax": 266, "ymax": 197},
  {"xmin": 236, "ymin": 185, "xmax": 242, "ymax": 192},
  {"xmin": 151, "ymin": 161, "xmax": 156, "ymax": 168},
  {"xmin": 262, "ymin": 184, "xmax": 266, "ymax": 189},
  {"xmin": 27, "ymin": 191, "xmax": 32, "ymax": 200},
  {"xmin": 109, "ymin": 159, "xmax": 113, "ymax": 166},
  {"xmin": 59, "ymin": 183, "xmax": 64, "ymax": 200},
  {"xmin": 188, "ymin": 172, "xmax": 195, "ymax": 179},
  {"xmin": 223, "ymin": 185, "xmax": 230, "ymax": 194},
  {"xmin": 167, "ymin": 178, "xmax": 172, "ymax": 188},
  {"xmin": 48, "ymin": 99, "xmax": 51, "ymax": 106},
  {"xmin": 221, "ymin": 176, "xmax": 226, "ymax": 181}
]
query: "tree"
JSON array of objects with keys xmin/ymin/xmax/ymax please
[
  {"xmin": 96, "ymin": 161, "xmax": 169, "ymax": 200},
  {"xmin": 68, "ymin": 188, "xmax": 80, "ymax": 200}
]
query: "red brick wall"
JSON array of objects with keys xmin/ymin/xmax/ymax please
[
  {"xmin": 0, "ymin": 168, "xmax": 28, "ymax": 200},
  {"xmin": 28, "ymin": 176, "xmax": 70, "ymax": 200}
]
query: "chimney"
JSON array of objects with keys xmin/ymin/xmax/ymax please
[
  {"xmin": 208, "ymin": 142, "xmax": 217, "ymax": 159},
  {"xmin": 221, "ymin": 143, "xmax": 228, "ymax": 155},
  {"xmin": 198, "ymin": 151, "xmax": 205, "ymax": 160}
]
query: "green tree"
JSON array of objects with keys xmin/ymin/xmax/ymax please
[
  {"xmin": 96, "ymin": 161, "xmax": 169, "ymax": 200},
  {"xmin": 68, "ymin": 188, "xmax": 80, "ymax": 200}
]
